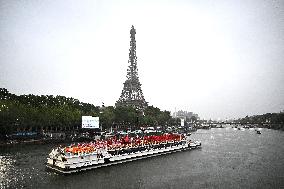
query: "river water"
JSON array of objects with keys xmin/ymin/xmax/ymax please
[{"xmin": 0, "ymin": 127, "xmax": 283, "ymax": 189}]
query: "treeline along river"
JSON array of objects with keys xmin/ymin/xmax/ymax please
[
  {"xmin": 0, "ymin": 88, "xmax": 176, "ymax": 138},
  {"xmin": 0, "ymin": 127, "xmax": 283, "ymax": 189}
]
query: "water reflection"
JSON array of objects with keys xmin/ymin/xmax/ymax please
[{"xmin": 0, "ymin": 155, "xmax": 16, "ymax": 188}]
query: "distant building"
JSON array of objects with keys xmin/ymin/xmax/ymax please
[{"xmin": 173, "ymin": 110, "xmax": 199, "ymax": 121}]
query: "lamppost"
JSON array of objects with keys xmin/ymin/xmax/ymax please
[
  {"xmin": 100, "ymin": 102, "xmax": 105, "ymax": 132},
  {"xmin": 135, "ymin": 107, "xmax": 139, "ymax": 130},
  {"xmin": 99, "ymin": 111, "xmax": 103, "ymax": 131}
]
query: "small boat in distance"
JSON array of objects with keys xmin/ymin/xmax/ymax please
[{"xmin": 256, "ymin": 130, "xmax": 261, "ymax": 134}]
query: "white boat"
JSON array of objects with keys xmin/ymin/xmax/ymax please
[{"xmin": 46, "ymin": 134, "xmax": 201, "ymax": 174}]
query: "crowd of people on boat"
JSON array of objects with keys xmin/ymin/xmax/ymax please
[{"xmin": 60, "ymin": 133, "xmax": 186, "ymax": 156}]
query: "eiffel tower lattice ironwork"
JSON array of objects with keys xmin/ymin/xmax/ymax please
[{"xmin": 116, "ymin": 25, "xmax": 148, "ymax": 110}]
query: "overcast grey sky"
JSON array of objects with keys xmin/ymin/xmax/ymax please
[{"xmin": 0, "ymin": 0, "xmax": 283, "ymax": 119}]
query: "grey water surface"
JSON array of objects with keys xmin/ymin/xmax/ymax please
[{"xmin": 0, "ymin": 127, "xmax": 283, "ymax": 189}]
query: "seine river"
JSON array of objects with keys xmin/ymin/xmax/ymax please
[{"xmin": 0, "ymin": 127, "xmax": 283, "ymax": 189}]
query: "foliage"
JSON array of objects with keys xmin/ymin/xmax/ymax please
[
  {"xmin": 236, "ymin": 112, "xmax": 284, "ymax": 130},
  {"xmin": 0, "ymin": 88, "xmax": 100, "ymax": 135},
  {"xmin": 0, "ymin": 88, "xmax": 176, "ymax": 135}
]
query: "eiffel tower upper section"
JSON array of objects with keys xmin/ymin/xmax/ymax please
[{"xmin": 115, "ymin": 25, "xmax": 148, "ymax": 110}]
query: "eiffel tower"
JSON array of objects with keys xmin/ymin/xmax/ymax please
[{"xmin": 116, "ymin": 25, "xmax": 148, "ymax": 110}]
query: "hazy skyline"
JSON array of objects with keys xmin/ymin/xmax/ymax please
[{"xmin": 1, "ymin": 0, "xmax": 283, "ymax": 119}]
